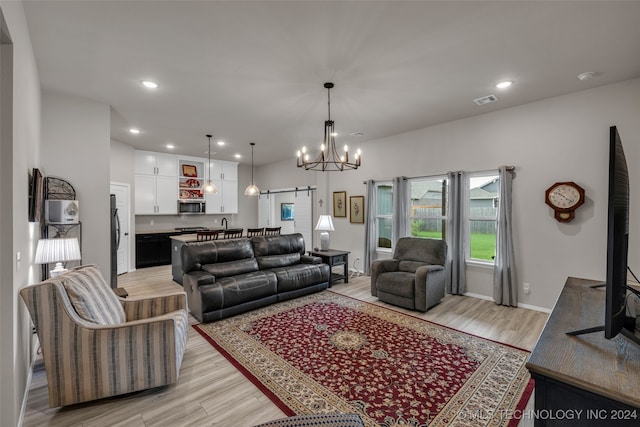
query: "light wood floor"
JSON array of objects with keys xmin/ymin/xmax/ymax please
[{"xmin": 23, "ymin": 266, "xmax": 548, "ymax": 427}]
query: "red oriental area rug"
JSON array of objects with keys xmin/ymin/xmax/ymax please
[{"xmin": 193, "ymin": 292, "xmax": 533, "ymax": 427}]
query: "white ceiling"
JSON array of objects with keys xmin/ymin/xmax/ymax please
[{"xmin": 23, "ymin": 1, "xmax": 640, "ymax": 166}]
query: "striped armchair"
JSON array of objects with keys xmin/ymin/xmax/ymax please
[{"xmin": 20, "ymin": 265, "xmax": 189, "ymax": 407}]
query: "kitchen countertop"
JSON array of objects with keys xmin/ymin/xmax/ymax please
[
  {"xmin": 170, "ymin": 233, "xmax": 199, "ymax": 242},
  {"xmin": 136, "ymin": 227, "xmax": 226, "ymax": 235}
]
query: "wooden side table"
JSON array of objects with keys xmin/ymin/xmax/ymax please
[{"xmin": 309, "ymin": 249, "xmax": 350, "ymax": 285}]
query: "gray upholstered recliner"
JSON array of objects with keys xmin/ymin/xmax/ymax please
[{"xmin": 371, "ymin": 237, "xmax": 447, "ymax": 312}]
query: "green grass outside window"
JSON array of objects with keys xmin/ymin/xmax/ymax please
[{"xmin": 411, "ymin": 230, "xmax": 496, "ymax": 261}]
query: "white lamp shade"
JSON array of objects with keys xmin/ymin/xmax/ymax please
[
  {"xmin": 315, "ymin": 215, "xmax": 335, "ymax": 231},
  {"xmin": 35, "ymin": 238, "xmax": 81, "ymax": 264}
]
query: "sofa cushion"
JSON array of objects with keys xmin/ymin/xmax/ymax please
[
  {"xmin": 181, "ymin": 239, "xmax": 255, "ymax": 274},
  {"xmin": 398, "ymin": 260, "xmax": 427, "ymax": 273},
  {"xmin": 256, "ymin": 253, "xmax": 301, "ymax": 270},
  {"xmin": 251, "ymin": 233, "xmax": 306, "ymax": 269},
  {"xmin": 376, "ymin": 271, "xmax": 416, "ymax": 299},
  {"xmin": 394, "ymin": 237, "xmax": 446, "ymax": 266},
  {"xmin": 200, "ymin": 270, "xmax": 278, "ymax": 311},
  {"xmin": 202, "ymin": 257, "xmax": 258, "ymax": 278},
  {"xmin": 266, "ymin": 263, "xmax": 330, "ymax": 293},
  {"xmin": 62, "ymin": 265, "xmax": 126, "ymax": 325}
]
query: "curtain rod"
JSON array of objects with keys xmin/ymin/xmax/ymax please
[{"xmin": 362, "ymin": 166, "xmax": 516, "ymax": 184}]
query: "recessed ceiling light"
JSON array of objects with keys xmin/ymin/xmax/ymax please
[
  {"xmin": 129, "ymin": 128, "xmax": 141, "ymax": 134},
  {"xmin": 234, "ymin": 153, "xmax": 242, "ymax": 159},
  {"xmin": 495, "ymin": 80, "xmax": 513, "ymax": 89},
  {"xmin": 141, "ymin": 80, "xmax": 158, "ymax": 89},
  {"xmin": 217, "ymin": 141, "xmax": 225, "ymax": 146},
  {"xmin": 166, "ymin": 144, "xmax": 175, "ymax": 149}
]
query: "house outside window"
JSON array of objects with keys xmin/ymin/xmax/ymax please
[
  {"xmin": 467, "ymin": 173, "xmax": 499, "ymax": 263},
  {"xmin": 376, "ymin": 182, "xmax": 393, "ymax": 250},
  {"xmin": 408, "ymin": 177, "xmax": 447, "ymax": 240}
]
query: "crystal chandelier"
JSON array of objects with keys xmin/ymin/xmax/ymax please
[{"xmin": 296, "ymin": 82, "xmax": 361, "ymax": 171}]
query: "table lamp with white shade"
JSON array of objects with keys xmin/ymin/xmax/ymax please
[
  {"xmin": 35, "ymin": 237, "xmax": 81, "ymax": 277},
  {"xmin": 315, "ymin": 215, "xmax": 335, "ymax": 251}
]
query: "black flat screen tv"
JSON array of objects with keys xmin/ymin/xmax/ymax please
[
  {"xmin": 568, "ymin": 126, "xmax": 639, "ymax": 345},
  {"xmin": 605, "ymin": 125, "xmax": 631, "ymax": 340}
]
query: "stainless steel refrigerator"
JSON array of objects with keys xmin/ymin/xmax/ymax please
[{"xmin": 110, "ymin": 194, "xmax": 120, "ymax": 288}]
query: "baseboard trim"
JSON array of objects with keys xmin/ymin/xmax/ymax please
[{"xmin": 463, "ymin": 292, "xmax": 551, "ymax": 313}]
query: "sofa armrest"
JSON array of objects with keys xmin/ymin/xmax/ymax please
[
  {"xmin": 65, "ymin": 314, "xmax": 185, "ymax": 406},
  {"xmin": 122, "ymin": 292, "xmax": 187, "ymax": 321},
  {"xmin": 183, "ymin": 271, "xmax": 215, "ymax": 323},
  {"xmin": 414, "ymin": 264, "xmax": 445, "ymax": 311},
  {"xmin": 300, "ymin": 255, "xmax": 323, "ymax": 264},
  {"xmin": 370, "ymin": 259, "xmax": 399, "ymax": 296}
]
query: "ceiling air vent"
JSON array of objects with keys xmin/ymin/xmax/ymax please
[{"xmin": 473, "ymin": 94, "xmax": 498, "ymax": 106}]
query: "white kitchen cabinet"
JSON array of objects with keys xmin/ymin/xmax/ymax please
[
  {"xmin": 211, "ymin": 160, "xmax": 238, "ymax": 181},
  {"xmin": 135, "ymin": 150, "xmax": 176, "ymax": 176},
  {"xmin": 204, "ymin": 160, "xmax": 238, "ymax": 214},
  {"xmin": 134, "ymin": 150, "xmax": 178, "ymax": 214},
  {"xmin": 205, "ymin": 180, "xmax": 238, "ymax": 214}
]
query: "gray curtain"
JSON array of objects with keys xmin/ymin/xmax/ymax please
[
  {"xmin": 493, "ymin": 166, "xmax": 517, "ymax": 306},
  {"xmin": 363, "ymin": 180, "xmax": 377, "ymax": 275},
  {"xmin": 446, "ymin": 171, "xmax": 466, "ymax": 294},
  {"xmin": 392, "ymin": 176, "xmax": 409, "ymax": 244}
]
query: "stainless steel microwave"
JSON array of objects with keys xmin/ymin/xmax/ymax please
[{"xmin": 177, "ymin": 200, "xmax": 205, "ymax": 214}]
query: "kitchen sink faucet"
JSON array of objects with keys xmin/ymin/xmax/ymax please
[{"xmin": 221, "ymin": 217, "xmax": 228, "ymax": 229}]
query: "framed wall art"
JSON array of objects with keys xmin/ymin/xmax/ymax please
[
  {"xmin": 350, "ymin": 196, "xmax": 365, "ymax": 224},
  {"xmin": 333, "ymin": 191, "xmax": 346, "ymax": 217},
  {"xmin": 281, "ymin": 203, "xmax": 294, "ymax": 221}
]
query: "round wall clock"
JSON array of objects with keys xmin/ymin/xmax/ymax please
[{"xmin": 545, "ymin": 182, "xmax": 585, "ymax": 223}]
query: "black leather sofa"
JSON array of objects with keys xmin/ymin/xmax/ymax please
[{"xmin": 181, "ymin": 233, "xmax": 330, "ymax": 322}]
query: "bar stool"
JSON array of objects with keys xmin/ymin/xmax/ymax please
[
  {"xmin": 223, "ymin": 228, "xmax": 244, "ymax": 239},
  {"xmin": 247, "ymin": 227, "xmax": 264, "ymax": 237},
  {"xmin": 264, "ymin": 227, "xmax": 281, "ymax": 236},
  {"xmin": 196, "ymin": 230, "xmax": 219, "ymax": 241}
]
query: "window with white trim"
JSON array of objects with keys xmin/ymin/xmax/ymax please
[
  {"xmin": 376, "ymin": 182, "xmax": 393, "ymax": 250},
  {"xmin": 466, "ymin": 172, "xmax": 499, "ymax": 263},
  {"xmin": 408, "ymin": 176, "xmax": 447, "ymax": 240}
]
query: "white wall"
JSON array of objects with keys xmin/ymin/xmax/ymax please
[
  {"xmin": 258, "ymin": 78, "xmax": 640, "ymax": 310},
  {"xmin": 0, "ymin": 2, "xmax": 42, "ymax": 426},
  {"xmin": 41, "ymin": 90, "xmax": 111, "ymax": 275}
]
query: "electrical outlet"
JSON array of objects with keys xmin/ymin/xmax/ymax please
[{"xmin": 523, "ymin": 282, "xmax": 530, "ymax": 295}]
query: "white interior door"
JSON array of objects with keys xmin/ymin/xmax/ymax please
[
  {"xmin": 260, "ymin": 189, "xmax": 313, "ymax": 250},
  {"xmin": 258, "ymin": 195, "xmax": 271, "ymax": 227},
  {"xmin": 110, "ymin": 183, "xmax": 130, "ymax": 274}
]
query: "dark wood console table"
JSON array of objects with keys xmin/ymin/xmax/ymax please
[
  {"xmin": 526, "ymin": 277, "xmax": 640, "ymax": 426},
  {"xmin": 309, "ymin": 249, "xmax": 350, "ymax": 285}
]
